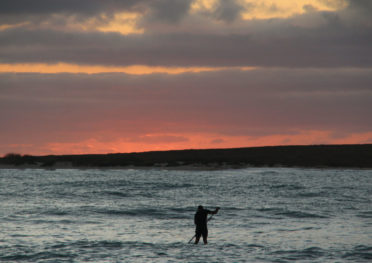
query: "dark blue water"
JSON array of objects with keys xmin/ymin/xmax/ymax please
[{"xmin": 0, "ymin": 168, "xmax": 371, "ymax": 262}]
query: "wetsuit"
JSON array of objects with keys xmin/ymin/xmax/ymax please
[{"xmin": 194, "ymin": 208, "xmax": 211, "ymax": 239}]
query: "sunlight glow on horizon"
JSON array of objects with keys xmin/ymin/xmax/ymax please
[{"xmin": 3, "ymin": 130, "xmax": 372, "ymax": 156}]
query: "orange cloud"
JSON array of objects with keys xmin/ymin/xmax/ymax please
[
  {"xmin": 241, "ymin": 0, "xmax": 347, "ymax": 20},
  {"xmin": 95, "ymin": 12, "xmax": 144, "ymax": 35},
  {"xmin": 0, "ymin": 12, "xmax": 143, "ymax": 35},
  {"xmin": 0, "ymin": 63, "xmax": 257, "ymax": 75},
  {"xmin": 191, "ymin": 0, "xmax": 346, "ymax": 20},
  {"xmin": 0, "ymin": 22, "xmax": 30, "ymax": 31}
]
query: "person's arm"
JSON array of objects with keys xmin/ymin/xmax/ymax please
[{"xmin": 208, "ymin": 207, "xmax": 220, "ymax": 215}]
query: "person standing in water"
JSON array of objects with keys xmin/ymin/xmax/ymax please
[{"xmin": 194, "ymin": 205, "xmax": 220, "ymax": 244}]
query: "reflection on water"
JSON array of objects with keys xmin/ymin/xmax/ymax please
[{"xmin": 0, "ymin": 168, "xmax": 371, "ymax": 262}]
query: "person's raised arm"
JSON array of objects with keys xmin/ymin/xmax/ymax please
[{"xmin": 209, "ymin": 207, "xmax": 220, "ymax": 214}]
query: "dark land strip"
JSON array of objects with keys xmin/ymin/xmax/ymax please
[{"xmin": 1, "ymin": 144, "xmax": 372, "ymax": 169}]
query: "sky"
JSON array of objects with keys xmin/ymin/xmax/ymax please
[{"xmin": 1, "ymin": 0, "xmax": 372, "ymax": 156}]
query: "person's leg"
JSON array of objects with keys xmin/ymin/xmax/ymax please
[
  {"xmin": 194, "ymin": 233, "xmax": 201, "ymax": 244},
  {"xmin": 202, "ymin": 231, "xmax": 208, "ymax": 244}
]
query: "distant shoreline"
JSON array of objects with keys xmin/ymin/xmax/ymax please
[
  {"xmin": 1, "ymin": 144, "xmax": 372, "ymax": 169},
  {"xmin": 1, "ymin": 164, "xmax": 371, "ymax": 171}
]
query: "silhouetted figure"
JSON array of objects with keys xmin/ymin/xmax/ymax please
[{"xmin": 194, "ymin": 205, "xmax": 220, "ymax": 244}]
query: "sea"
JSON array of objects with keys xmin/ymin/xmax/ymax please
[{"xmin": 0, "ymin": 168, "xmax": 371, "ymax": 262}]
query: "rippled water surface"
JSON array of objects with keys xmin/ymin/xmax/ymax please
[{"xmin": 0, "ymin": 168, "xmax": 371, "ymax": 262}]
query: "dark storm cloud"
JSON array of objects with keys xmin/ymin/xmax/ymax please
[
  {"xmin": 347, "ymin": 0, "xmax": 372, "ymax": 11},
  {"xmin": 1, "ymin": 21, "xmax": 371, "ymax": 68},
  {"xmin": 0, "ymin": 0, "xmax": 141, "ymax": 15},
  {"xmin": 0, "ymin": 0, "xmax": 192, "ymax": 25},
  {"xmin": 213, "ymin": 0, "xmax": 244, "ymax": 22},
  {"xmin": 146, "ymin": 0, "xmax": 193, "ymax": 23},
  {"xmin": 0, "ymin": 0, "xmax": 140, "ymax": 25},
  {"xmin": 0, "ymin": 0, "xmax": 370, "ymax": 25},
  {"xmin": 344, "ymin": 0, "xmax": 372, "ymax": 25},
  {"xmin": 0, "ymin": 1, "xmax": 371, "ymax": 68}
]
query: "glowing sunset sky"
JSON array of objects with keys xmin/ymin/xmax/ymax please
[{"xmin": 1, "ymin": 0, "xmax": 371, "ymax": 155}]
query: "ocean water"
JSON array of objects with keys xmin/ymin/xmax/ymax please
[{"xmin": 0, "ymin": 168, "xmax": 371, "ymax": 262}]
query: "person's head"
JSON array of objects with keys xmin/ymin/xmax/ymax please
[{"xmin": 198, "ymin": 205, "xmax": 203, "ymax": 211}]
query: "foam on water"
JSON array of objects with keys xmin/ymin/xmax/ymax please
[{"xmin": 0, "ymin": 168, "xmax": 371, "ymax": 262}]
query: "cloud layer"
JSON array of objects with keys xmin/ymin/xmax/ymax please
[
  {"xmin": 1, "ymin": 68, "xmax": 371, "ymax": 154},
  {"xmin": 1, "ymin": 0, "xmax": 371, "ymax": 155},
  {"xmin": 0, "ymin": 1, "xmax": 371, "ymax": 68}
]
